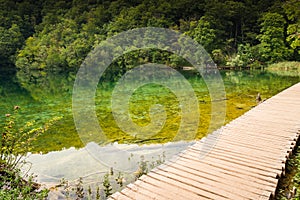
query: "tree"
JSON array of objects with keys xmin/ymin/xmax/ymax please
[
  {"xmin": 185, "ymin": 16, "xmax": 217, "ymax": 53},
  {"xmin": 16, "ymin": 17, "xmax": 91, "ymax": 72},
  {"xmin": 256, "ymin": 12, "xmax": 292, "ymax": 63},
  {"xmin": 106, "ymin": 1, "xmax": 173, "ymax": 36},
  {"xmin": 283, "ymin": 0, "xmax": 300, "ymax": 60},
  {"xmin": 226, "ymin": 44, "xmax": 255, "ymax": 69},
  {"xmin": 0, "ymin": 24, "xmax": 24, "ymax": 65}
]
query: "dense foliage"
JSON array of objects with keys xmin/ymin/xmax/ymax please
[
  {"xmin": 0, "ymin": 107, "xmax": 60, "ymax": 199},
  {"xmin": 0, "ymin": 1, "xmax": 299, "ymax": 198},
  {"xmin": 0, "ymin": 165, "xmax": 49, "ymax": 200},
  {"xmin": 0, "ymin": 0, "xmax": 298, "ymax": 74}
]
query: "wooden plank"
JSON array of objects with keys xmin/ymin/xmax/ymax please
[
  {"xmin": 180, "ymin": 150, "xmax": 278, "ymax": 183},
  {"xmin": 193, "ymin": 142, "xmax": 287, "ymax": 169},
  {"xmin": 132, "ymin": 179, "xmax": 178, "ymax": 200},
  {"xmin": 220, "ymin": 127, "xmax": 298, "ymax": 142},
  {"xmin": 109, "ymin": 192, "xmax": 132, "ymax": 200},
  {"xmin": 126, "ymin": 183, "xmax": 168, "ymax": 200},
  {"xmin": 195, "ymin": 136, "xmax": 290, "ymax": 161},
  {"xmin": 203, "ymin": 133, "xmax": 294, "ymax": 153},
  {"xmin": 153, "ymin": 168, "xmax": 242, "ymax": 199},
  {"xmin": 144, "ymin": 173, "xmax": 213, "ymax": 199},
  {"xmin": 120, "ymin": 186, "xmax": 154, "ymax": 199},
  {"xmin": 192, "ymin": 143, "xmax": 284, "ymax": 171},
  {"xmin": 157, "ymin": 164, "xmax": 262, "ymax": 199},
  {"xmin": 161, "ymin": 161, "xmax": 270, "ymax": 198},
  {"xmin": 148, "ymin": 171, "xmax": 225, "ymax": 199},
  {"xmin": 189, "ymin": 146, "xmax": 283, "ymax": 174},
  {"xmin": 173, "ymin": 157, "xmax": 276, "ymax": 191}
]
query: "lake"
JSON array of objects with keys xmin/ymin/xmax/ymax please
[{"xmin": 1, "ymin": 67, "xmax": 299, "ymax": 195}]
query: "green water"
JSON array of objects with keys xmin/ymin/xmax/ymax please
[{"xmin": 1, "ymin": 68, "xmax": 299, "ymax": 153}]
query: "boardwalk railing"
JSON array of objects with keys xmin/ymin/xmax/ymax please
[{"xmin": 109, "ymin": 82, "xmax": 300, "ymax": 200}]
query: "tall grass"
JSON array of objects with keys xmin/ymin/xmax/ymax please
[{"xmin": 267, "ymin": 62, "xmax": 300, "ymax": 77}]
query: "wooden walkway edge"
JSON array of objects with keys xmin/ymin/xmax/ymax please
[{"xmin": 109, "ymin": 82, "xmax": 300, "ymax": 200}]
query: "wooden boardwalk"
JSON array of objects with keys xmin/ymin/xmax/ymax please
[{"xmin": 109, "ymin": 83, "xmax": 300, "ymax": 200}]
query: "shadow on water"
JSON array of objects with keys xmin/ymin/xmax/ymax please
[{"xmin": 0, "ymin": 66, "xmax": 32, "ymax": 114}]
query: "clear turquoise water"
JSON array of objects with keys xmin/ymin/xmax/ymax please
[{"xmin": 1, "ymin": 68, "xmax": 299, "ymax": 153}]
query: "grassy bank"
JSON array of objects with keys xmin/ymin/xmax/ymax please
[{"xmin": 267, "ymin": 62, "xmax": 300, "ymax": 77}]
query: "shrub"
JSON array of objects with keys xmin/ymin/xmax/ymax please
[{"xmin": 0, "ymin": 106, "xmax": 61, "ymax": 199}]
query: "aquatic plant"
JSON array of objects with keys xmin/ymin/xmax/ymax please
[
  {"xmin": 134, "ymin": 155, "xmax": 149, "ymax": 179},
  {"xmin": 103, "ymin": 173, "xmax": 113, "ymax": 198},
  {"xmin": 53, "ymin": 152, "xmax": 167, "ymax": 199},
  {"xmin": 75, "ymin": 177, "xmax": 84, "ymax": 199},
  {"xmin": 116, "ymin": 172, "xmax": 125, "ymax": 187}
]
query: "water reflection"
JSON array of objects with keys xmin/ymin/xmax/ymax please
[
  {"xmin": 1, "ymin": 69, "xmax": 299, "ymax": 153},
  {"xmin": 24, "ymin": 141, "xmax": 194, "ymax": 188}
]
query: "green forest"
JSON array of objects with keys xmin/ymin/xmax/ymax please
[
  {"xmin": 1, "ymin": 0, "xmax": 300, "ymax": 199},
  {"xmin": 1, "ymin": 0, "xmax": 299, "ymax": 73}
]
